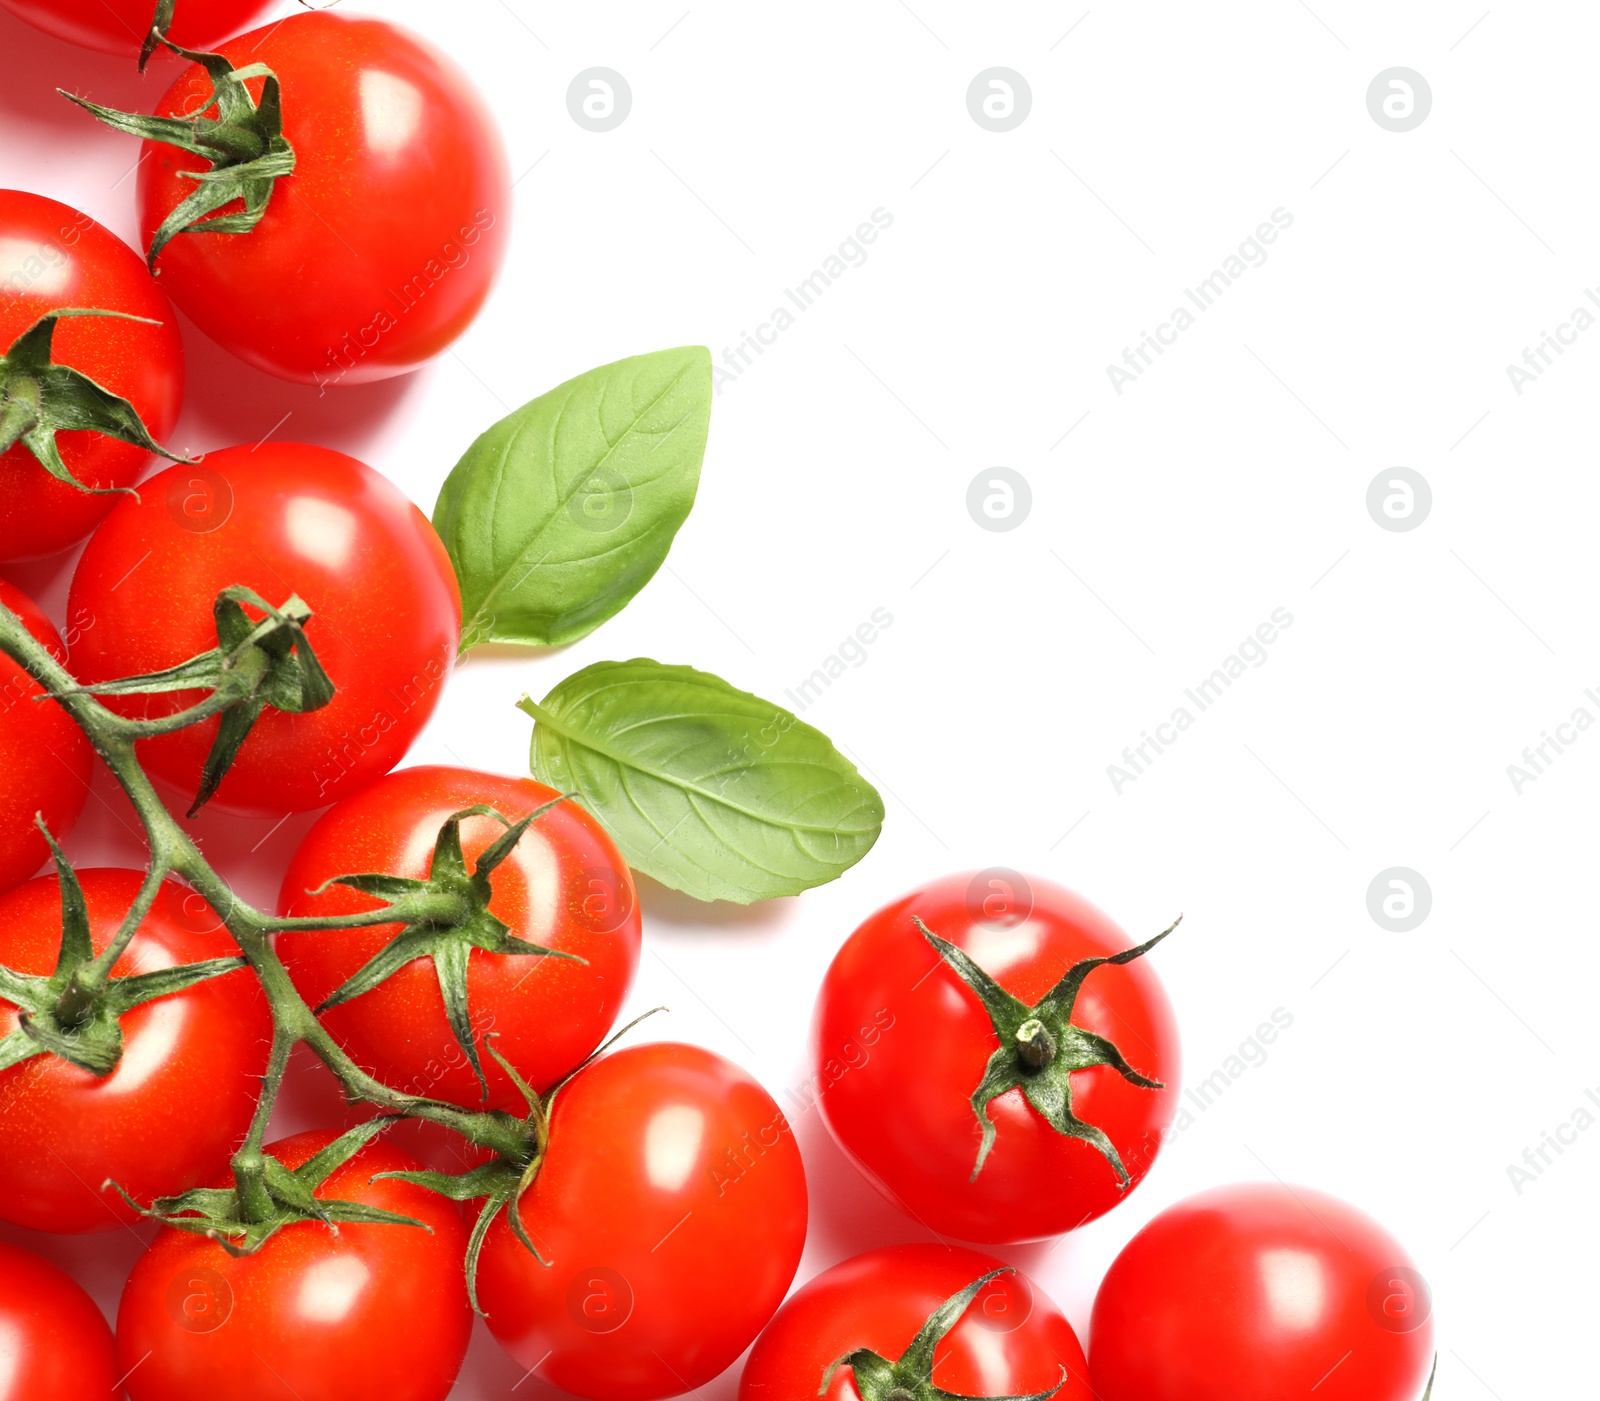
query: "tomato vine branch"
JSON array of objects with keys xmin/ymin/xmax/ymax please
[{"xmin": 0, "ymin": 596, "xmax": 541, "ymax": 1217}]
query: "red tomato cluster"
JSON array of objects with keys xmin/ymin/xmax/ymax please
[
  {"xmin": 1, "ymin": 11, "xmax": 804, "ymax": 1400},
  {"xmin": 0, "ymin": 8, "xmax": 1434, "ymax": 1401}
]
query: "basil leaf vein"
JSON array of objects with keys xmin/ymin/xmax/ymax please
[
  {"xmin": 520, "ymin": 659, "xmax": 885, "ymax": 903},
  {"xmin": 435, "ymin": 346, "xmax": 712, "ymax": 649}
]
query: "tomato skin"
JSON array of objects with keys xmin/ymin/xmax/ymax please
[
  {"xmin": 66, "ymin": 443, "xmax": 461, "ymax": 816},
  {"xmin": 0, "ymin": 1240, "xmax": 118, "ymax": 1401},
  {"xmin": 0, "ymin": 869, "xmax": 272, "ymax": 1233},
  {"xmin": 116, "ymin": 1127, "xmax": 473, "ymax": 1401},
  {"xmin": 0, "ymin": 0, "xmax": 273, "ymax": 56},
  {"xmin": 478, "ymin": 1043, "xmax": 809, "ymax": 1401},
  {"xmin": 1089, "ymin": 1182, "xmax": 1435, "ymax": 1401},
  {"xmin": 137, "ymin": 12, "xmax": 510, "ymax": 385},
  {"xmin": 741, "ymin": 1243, "xmax": 1094, "ymax": 1401},
  {"xmin": 813, "ymin": 873, "xmax": 1180, "ymax": 1244},
  {"xmin": 0, "ymin": 579, "xmax": 92, "ymax": 895},
  {"xmin": 276, "ymin": 765, "xmax": 643, "ymax": 1109},
  {"xmin": 0, "ymin": 191, "xmax": 184, "ymax": 562}
]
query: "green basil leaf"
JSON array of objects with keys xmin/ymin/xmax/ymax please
[
  {"xmin": 435, "ymin": 347, "xmax": 712, "ymax": 650},
  {"xmin": 519, "ymin": 659, "xmax": 885, "ymax": 904}
]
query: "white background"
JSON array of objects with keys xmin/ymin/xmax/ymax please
[{"xmin": 2, "ymin": 2, "xmax": 1594, "ymax": 1397}]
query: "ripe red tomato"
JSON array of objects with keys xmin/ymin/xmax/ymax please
[
  {"xmin": 116, "ymin": 1127, "xmax": 473, "ymax": 1401},
  {"xmin": 477, "ymin": 1042, "xmax": 809, "ymax": 1401},
  {"xmin": 277, "ymin": 765, "xmax": 642, "ymax": 1110},
  {"xmin": 0, "ymin": 1240, "xmax": 118, "ymax": 1400},
  {"xmin": 741, "ymin": 1243, "xmax": 1094, "ymax": 1401},
  {"xmin": 0, "ymin": 578, "xmax": 92, "ymax": 895},
  {"xmin": 67, "ymin": 443, "xmax": 461, "ymax": 815},
  {"xmin": 1089, "ymin": 1182, "xmax": 1435, "ymax": 1401},
  {"xmin": 0, "ymin": 868, "xmax": 271, "ymax": 1232},
  {"xmin": 812, "ymin": 872, "xmax": 1180, "ymax": 1243},
  {"xmin": 134, "ymin": 12, "xmax": 509, "ymax": 385},
  {"xmin": 0, "ymin": 0, "xmax": 273, "ymax": 57},
  {"xmin": 0, "ymin": 190, "xmax": 184, "ymax": 562}
]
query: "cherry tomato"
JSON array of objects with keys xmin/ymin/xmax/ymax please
[
  {"xmin": 67, "ymin": 443, "xmax": 461, "ymax": 816},
  {"xmin": 0, "ymin": 578, "xmax": 92, "ymax": 895},
  {"xmin": 0, "ymin": 0, "xmax": 273, "ymax": 57},
  {"xmin": 741, "ymin": 1243, "xmax": 1093, "ymax": 1401},
  {"xmin": 0, "ymin": 1240, "xmax": 118, "ymax": 1401},
  {"xmin": 0, "ymin": 190, "xmax": 184, "ymax": 562},
  {"xmin": 135, "ymin": 12, "xmax": 509, "ymax": 385},
  {"xmin": 812, "ymin": 872, "xmax": 1180, "ymax": 1243},
  {"xmin": 277, "ymin": 765, "xmax": 642, "ymax": 1110},
  {"xmin": 0, "ymin": 868, "xmax": 271, "ymax": 1232},
  {"xmin": 477, "ymin": 1042, "xmax": 809, "ymax": 1401},
  {"xmin": 1089, "ymin": 1182, "xmax": 1435, "ymax": 1401},
  {"xmin": 116, "ymin": 1127, "xmax": 473, "ymax": 1401}
]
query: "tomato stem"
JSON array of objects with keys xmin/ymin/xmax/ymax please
[
  {"xmin": 1013, "ymin": 1018, "xmax": 1057, "ymax": 1071},
  {"xmin": 912, "ymin": 913, "xmax": 1178, "ymax": 1185},
  {"xmin": 232, "ymin": 1025, "xmax": 292, "ymax": 1223},
  {"xmin": 62, "ymin": 858, "xmax": 171, "ymax": 1010},
  {"xmin": 0, "ymin": 599, "xmax": 536, "ymax": 1173}
]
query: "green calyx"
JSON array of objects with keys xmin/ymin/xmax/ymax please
[
  {"xmin": 374, "ymin": 1036, "xmax": 552, "ymax": 1315},
  {"xmin": 108, "ymin": 1118, "xmax": 431, "ymax": 1256},
  {"xmin": 914, "ymin": 912, "xmax": 1181, "ymax": 1185},
  {"xmin": 381, "ymin": 1011, "xmax": 663, "ymax": 1314},
  {"xmin": 0, "ymin": 825, "xmax": 246, "ymax": 1078},
  {"xmin": 820, "ymin": 1268, "xmax": 1066, "ymax": 1401},
  {"xmin": 62, "ymin": 36, "xmax": 296, "ymax": 269},
  {"xmin": 310, "ymin": 800, "xmax": 585, "ymax": 1098},
  {"xmin": 140, "ymin": 0, "xmax": 179, "ymax": 71},
  {"xmin": 0, "ymin": 308, "xmax": 189, "ymax": 492},
  {"xmin": 61, "ymin": 586, "xmax": 334, "ymax": 815}
]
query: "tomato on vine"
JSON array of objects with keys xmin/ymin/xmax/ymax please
[
  {"xmin": 0, "ymin": 1240, "xmax": 119, "ymax": 1400},
  {"xmin": 476, "ymin": 1042, "xmax": 809, "ymax": 1401},
  {"xmin": 66, "ymin": 442, "xmax": 461, "ymax": 816},
  {"xmin": 0, "ymin": 190, "xmax": 185, "ymax": 562},
  {"xmin": 116, "ymin": 1127, "xmax": 474, "ymax": 1401},
  {"xmin": 1089, "ymin": 1182, "xmax": 1435, "ymax": 1401},
  {"xmin": 812, "ymin": 872, "xmax": 1180, "ymax": 1242},
  {"xmin": 0, "ymin": 867, "xmax": 271, "ymax": 1232},
  {"xmin": 741, "ymin": 1244, "xmax": 1093, "ymax": 1401},
  {"xmin": 65, "ymin": 12, "xmax": 510, "ymax": 385},
  {"xmin": 277, "ymin": 765, "xmax": 642, "ymax": 1111},
  {"xmin": 0, "ymin": 579, "xmax": 91, "ymax": 896}
]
